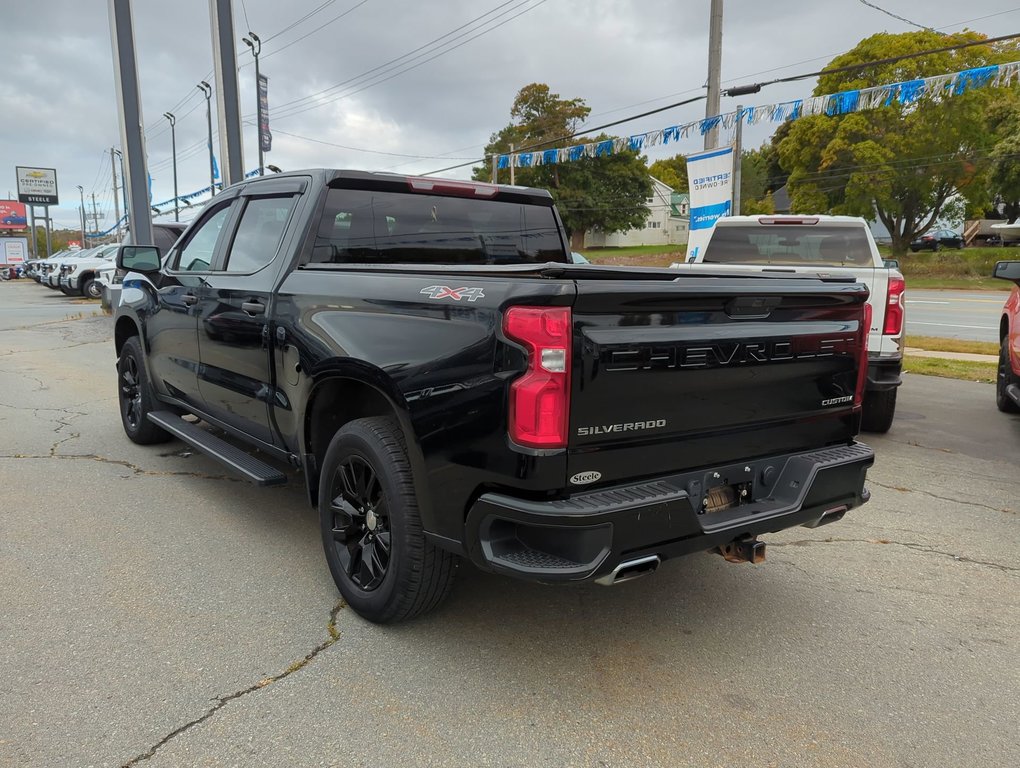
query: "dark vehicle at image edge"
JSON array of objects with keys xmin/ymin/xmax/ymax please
[{"xmin": 113, "ymin": 169, "xmax": 875, "ymax": 623}]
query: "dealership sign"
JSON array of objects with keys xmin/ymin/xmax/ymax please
[
  {"xmin": 16, "ymin": 166, "xmax": 59, "ymax": 205},
  {"xmin": 1, "ymin": 237, "xmax": 28, "ymax": 264},
  {"xmin": 684, "ymin": 146, "xmax": 734, "ymax": 263},
  {"xmin": 0, "ymin": 200, "xmax": 28, "ymax": 229}
]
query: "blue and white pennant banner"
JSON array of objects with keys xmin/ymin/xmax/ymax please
[{"xmin": 495, "ymin": 60, "xmax": 1020, "ymax": 170}]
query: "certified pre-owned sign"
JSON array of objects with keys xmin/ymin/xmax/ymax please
[{"xmin": 16, "ymin": 166, "xmax": 59, "ymax": 206}]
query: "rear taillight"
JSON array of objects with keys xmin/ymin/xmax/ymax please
[
  {"xmin": 503, "ymin": 306, "xmax": 571, "ymax": 448},
  {"xmin": 883, "ymin": 275, "xmax": 905, "ymax": 335},
  {"xmin": 855, "ymin": 303, "xmax": 872, "ymax": 408}
]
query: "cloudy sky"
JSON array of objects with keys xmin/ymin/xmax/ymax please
[{"xmin": 2, "ymin": 0, "xmax": 1016, "ymax": 230}]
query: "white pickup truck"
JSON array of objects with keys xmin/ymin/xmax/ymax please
[{"xmin": 672, "ymin": 215, "xmax": 904, "ymax": 432}]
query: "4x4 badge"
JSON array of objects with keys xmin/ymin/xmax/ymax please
[{"xmin": 420, "ymin": 285, "xmax": 485, "ymax": 302}]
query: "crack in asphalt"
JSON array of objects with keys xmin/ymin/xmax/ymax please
[
  {"xmin": 770, "ymin": 537, "xmax": 1019, "ymax": 574},
  {"xmin": 0, "ymin": 452, "xmax": 243, "ymax": 482},
  {"xmin": 120, "ymin": 601, "xmax": 346, "ymax": 767},
  {"xmin": 870, "ymin": 480, "xmax": 1015, "ymax": 515}
]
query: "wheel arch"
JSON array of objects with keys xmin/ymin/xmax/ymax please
[
  {"xmin": 1001, "ymin": 314, "xmax": 1010, "ymax": 342},
  {"xmin": 301, "ymin": 373, "xmax": 433, "ymax": 528},
  {"xmin": 114, "ymin": 315, "xmax": 141, "ymax": 357}
]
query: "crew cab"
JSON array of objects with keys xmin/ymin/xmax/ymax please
[
  {"xmin": 672, "ymin": 215, "xmax": 904, "ymax": 433},
  {"xmin": 113, "ymin": 170, "xmax": 875, "ymax": 623},
  {"xmin": 995, "ymin": 260, "xmax": 1020, "ymax": 413}
]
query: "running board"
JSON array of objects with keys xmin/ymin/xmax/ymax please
[
  {"xmin": 1008, "ymin": 384, "xmax": 1020, "ymax": 407},
  {"xmin": 147, "ymin": 411, "xmax": 288, "ymax": 486}
]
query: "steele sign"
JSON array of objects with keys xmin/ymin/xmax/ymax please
[{"xmin": 16, "ymin": 166, "xmax": 59, "ymax": 206}]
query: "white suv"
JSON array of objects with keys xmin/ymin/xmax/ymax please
[{"xmin": 672, "ymin": 215, "xmax": 904, "ymax": 433}]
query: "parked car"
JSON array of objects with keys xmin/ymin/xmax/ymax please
[
  {"xmin": 44, "ymin": 248, "xmax": 98, "ymax": 289},
  {"xmin": 114, "ymin": 169, "xmax": 875, "ymax": 623},
  {"xmin": 910, "ymin": 229, "xmax": 964, "ymax": 251},
  {"xmin": 995, "ymin": 260, "xmax": 1020, "ymax": 413},
  {"xmin": 672, "ymin": 215, "xmax": 904, "ymax": 433},
  {"xmin": 59, "ymin": 244, "xmax": 120, "ymax": 298}
]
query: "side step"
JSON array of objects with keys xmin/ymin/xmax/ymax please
[
  {"xmin": 1008, "ymin": 384, "xmax": 1020, "ymax": 407},
  {"xmin": 147, "ymin": 410, "xmax": 288, "ymax": 486}
]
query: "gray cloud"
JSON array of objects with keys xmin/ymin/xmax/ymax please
[{"xmin": 1, "ymin": 0, "xmax": 1013, "ymax": 228}]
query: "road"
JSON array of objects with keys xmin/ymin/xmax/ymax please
[
  {"xmin": 1, "ymin": 280, "xmax": 1017, "ymax": 768},
  {"xmin": 905, "ymin": 289, "xmax": 1007, "ymax": 341}
]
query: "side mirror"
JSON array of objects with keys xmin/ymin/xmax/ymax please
[
  {"xmin": 993, "ymin": 260, "xmax": 1020, "ymax": 283},
  {"xmin": 116, "ymin": 245, "xmax": 161, "ymax": 274},
  {"xmin": 883, "ymin": 258, "xmax": 900, "ymax": 270}
]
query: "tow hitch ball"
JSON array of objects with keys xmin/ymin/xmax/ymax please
[{"xmin": 717, "ymin": 536, "xmax": 766, "ymax": 564}]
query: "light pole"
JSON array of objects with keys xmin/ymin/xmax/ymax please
[
  {"xmin": 197, "ymin": 80, "xmax": 215, "ymax": 196},
  {"xmin": 242, "ymin": 32, "xmax": 264, "ymax": 176},
  {"xmin": 163, "ymin": 111, "xmax": 179, "ymax": 221},
  {"xmin": 76, "ymin": 185, "xmax": 87, "ymax": 248}
]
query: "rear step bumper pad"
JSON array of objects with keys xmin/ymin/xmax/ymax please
[
  {"xmin": 465, "ymin": 442, "xmax": 874, "ymax": 582},
  {"xmin": 147, "ymin": 411, "xmax": 288, "ymax": 486}
]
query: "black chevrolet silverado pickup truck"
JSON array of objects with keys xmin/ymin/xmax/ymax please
[{"xmin": 114, "ymin": 169, "xmax": 874, "ymax": 623}]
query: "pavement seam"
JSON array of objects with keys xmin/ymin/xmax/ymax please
[
  {"xmin": 0, "ymin": 452, "xmax": 243, "ymax": 483},
  {"xmin": 119, "ymin": 601, "xmax": 346, "ymax": 768},
  {"xmin": 769, "ymin": 537, "xmax": 1019, "ymax": 573},
  {"xmin": 869, "ymin": 479, "xmax": 1015, "ymax": 515}
]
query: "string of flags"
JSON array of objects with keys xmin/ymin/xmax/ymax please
[
  {"xmin": 495, "ymin": 60, "xmax": 1020, "ymax": 170},
  {"xmin": 86, "ymin": 169, "xmax": 262, "ymax": 238}
]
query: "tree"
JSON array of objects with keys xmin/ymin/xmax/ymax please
[
  {"xmin": 985, "ymin": 98, "xmax": 1020, "ymax": 221},
  {"xmin": 648, "ymin": 155, "xmax": 688, "ymax": 191},
  {"xmin": 777, "ymin": 30, "xmax": 1016, "ymax": 255},
  {"xmin": 475, "ymin": 84, "xmax": 651, "ymax": 248}
]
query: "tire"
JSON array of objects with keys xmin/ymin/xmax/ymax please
[
  {"xmin": 861, "ymin": 388, "xmax": 897, "ymax": 433},
  {"xmin": 932, "ymin": 242, "xmax": 941, "ymax": 252},
  {"xmin": 318, "ymin": 417, "xmax": 456, "ymax": 623},
  {"xmin": 996, "ymin": 336, "xmax": 1020, "ymax": 414},
  {"xmin": 83, "ymin": 278, "xmax": 101, "ymax": 299},
  {"xmin": 117, "ymin": 336, "xmax": 172, "ymax": 444}
]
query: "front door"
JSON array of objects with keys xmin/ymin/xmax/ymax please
[
  {"xmin": 196, "ymin": 192, "xmax": 298, "ymax": 447},
  {"xmin": 145, "ymin": 200, "xmax": 235, "ymax": 407}
]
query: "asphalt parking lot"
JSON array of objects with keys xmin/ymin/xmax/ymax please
[{"xmin": 1, "ymin": 281, "xmax": 1017, "ymax": 768}]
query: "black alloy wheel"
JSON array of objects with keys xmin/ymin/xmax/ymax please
[
  {"xmin": 117, "ymin": 336, "xmax": 171, "ymax": 444},
  {"xmin": 328, "ymin": 455, "xmax": 391, "ymax": 591}
]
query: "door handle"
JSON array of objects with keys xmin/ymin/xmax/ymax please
[
  {"xmin": 241, "ymin": 300, "xmax": 265, "ymax": 315},
  {"xmin": 181, "ymin": 293, "xmax": 198, "ymax": 306}
]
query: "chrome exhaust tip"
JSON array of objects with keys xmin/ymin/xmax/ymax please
[{"xmin": 595, "ymin": 555, "xmax": 660, "ymax": 586}]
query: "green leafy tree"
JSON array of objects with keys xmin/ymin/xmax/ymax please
[
  {"xmin": 985, "ymin": 99, "xmax": 1020, "ymax": 221},
  {"xmin": 777, "ymin": 30, "xmax": 1016, "ymax": 255},
  {"xmin": 475, "ymin": 84, "xmax": 651, "ymax": 248},
  {"xmin": 648, "ymin": 155, "xmax": 689, "ymax": 191}
]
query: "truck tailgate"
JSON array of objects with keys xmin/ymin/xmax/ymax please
[{"xmin": 568, "ymin": 275, "xmax": 868, "ymax": 485}]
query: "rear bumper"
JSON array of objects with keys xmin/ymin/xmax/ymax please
[
  {"xmin": 464, "ymin": 442, "xmax": 874, "ymax": 583},
  {"xmin": 867, "ymin": 357, "xmax": 902, "ymax": 391}
]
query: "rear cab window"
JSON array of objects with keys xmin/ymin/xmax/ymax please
[
  {"xmin": 309, "ymin": 188, "xmax": 568, "ymax": 266},
  {"xmin": 705, "ymin": 224, "xmax": 875, "ymax": 267}
]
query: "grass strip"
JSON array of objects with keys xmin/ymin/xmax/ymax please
[
  {"xmin": 904, "ymin": 336, "xmax": 999, "ymax": 356},
  {"xmin": 903, "ymin": 356, "xmax": 997, "ymax": 383}
]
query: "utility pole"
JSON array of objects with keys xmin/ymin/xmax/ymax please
[
  {"xmin": 108, "ymin": 0, "xmax": 154, "ymax": 247},
  {"xmin": 732, "ymin": 105, "xmax": 743, "ymax": 216},
  {"xmin": 89, "ymin": 193, "xmax": 103, "ymax": 238},
  {"xmin": 163, "ymin": 112, "xmax": 179, "ymax": 220},
  {"xmin": 197, "ymin": 81, "xmax": 215, "ymax": 196},
  {"xmin": 509, "ymin": 143, "xmax": 515, "ymax": 185},
  {"xmin": 77, "ymin": 185, "xmax": 87, "ymax": 248},
  {"xmin": 209, "ymin": 0, "xmax": 245, "ymax": 186},
  {"xmin": 242, "ymin": 32, "xmax": 264, "ymax": 176},
  {"xmin": 490, "ymin": 155, "xmax": 497, "ymax": 184},
  {"xmin": 111, "ymin": 147, "xmax": 121, "ymax": 240},
  {"xmin": 705, "ymin": 0, "xmax": 724, "ymax": 150}
]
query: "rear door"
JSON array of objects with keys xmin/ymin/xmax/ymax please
[
  {"xmin": 567, "ymin": 274, "xmax": 868, "ymax": 485},
  {"xmin": 195, "ymin": 183, "xmax": 302, "ymax": 446}
]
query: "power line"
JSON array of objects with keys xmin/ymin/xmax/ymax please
[
  {"xmin": 265, "ymin": 127, "xmax": 482, "ymax": 160},
  {"xmin": 263, "ymin": 0, "xmax": 546, "ymax": 122},
  {"xmin": 250, "ymin": 0, "xmax": 372, "ymax": 65},
  {"xmin": 262, "ymin": 0, "xmax": 338, "ymax": 43},
  {"xmin": 857, "ymin": 0, "xmax": 934, "ymax": 31}
]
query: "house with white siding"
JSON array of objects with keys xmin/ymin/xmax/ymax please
[{"xmin": 583, "ymin": 177, "xmax": 690, "ymax": 248}]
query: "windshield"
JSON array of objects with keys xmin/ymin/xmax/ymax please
[{"xmin": 704, "ymin": 225, "xmax": 874, "ymax": 267}]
